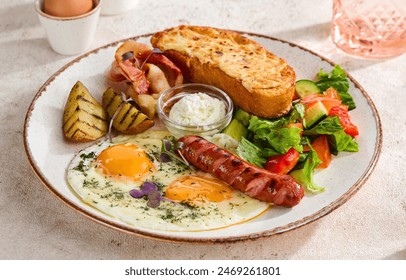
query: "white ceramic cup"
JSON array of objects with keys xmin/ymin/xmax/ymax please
[
  {"xmin": 101, "ymin": 0, "xmax": 139, "ymax": 16},
  {"xmin": 34, "ymin": 0, "xmax": 102, "ymax": 55}
]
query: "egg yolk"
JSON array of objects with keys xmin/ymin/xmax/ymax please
[
  {"xmin": 96, "ymin": 144, "xmax": 155, "ymax": 181},
  {"xmin": 165, "ymin": 175, "xmax": 233, "ymax": 203}
]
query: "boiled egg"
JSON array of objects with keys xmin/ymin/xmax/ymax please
[{"xmin": 44, "ymin": 0, "xmax": 93, "ymax": 17}]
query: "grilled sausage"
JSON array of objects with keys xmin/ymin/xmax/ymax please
[{"xmin": 177, "ymin": 135, "xmax": 304, "ymax": 207}]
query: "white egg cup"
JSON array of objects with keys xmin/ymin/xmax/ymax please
[
  {"xmin": 34, "ymin": 0, "xmax": 102, "ymax": 55},
  {"xmin": 100, "ymin": 0, "xmax": 139, "ymax": 16}
]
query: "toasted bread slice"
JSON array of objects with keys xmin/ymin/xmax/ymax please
[{"xmin": 150, "ymin": 25, "xmax": 296, "ymax": 118}]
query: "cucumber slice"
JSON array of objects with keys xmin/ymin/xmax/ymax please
[
  {"xmin": 303, "ymin": 101, "xmax": 328, "ymax": 129},
  {"xmin": 295, "ymin": 80, "xmax": 321, "ymax": 98},
  {"xmin": 222, "ymin": 119, "xmax": 248, "ymax": 142},
  {"xmin": 233, "ymin": 108, "xmax": 251, "ymax": 126}
]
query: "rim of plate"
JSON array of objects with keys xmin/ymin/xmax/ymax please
[{"xmin": 23, "ymin": 30, "xmax": 383, "ymax": 244}]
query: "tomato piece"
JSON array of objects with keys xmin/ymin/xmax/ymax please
[
  {"xmin": 300, "ymin": 93, "xmax": 341, "ymax": 112},
  {"xmin": 320, "ymin": 99, "xmax": 341, "ymax": 112},
  {"xmin": 287, "ymin": 122, "xmax": 304, "ymax": 137},
  {"xmin": 311, "ymin": 135, "xmax": 332, "ymax": 169},
  {"xmin": 300, "ymin": 88, "xmax": 344, "ymax": 112},
  {"xmin": 287, "ymin": 122, "xmax": 303, "ymax": 130},
  {"xmin": 324, "ymin": 87, "xmax": 341, "ymax": 100},
  {"xmin": 292, "ymin": 91, "xmax": 300, "ymax": 101},
  {"xmin": 329, "ymin": 106, "xmax": 359, "ymax": 137},
  {"xmin": 302, "ymin": 144, "xmax": 311, "ymax": 152},
  {"xmin": 299, "ymin": 93, "xmax": 325, "ymax": 104},
  {"xmin": 265, "ymin": 148, "xmax": 300, "ymax": 175}
]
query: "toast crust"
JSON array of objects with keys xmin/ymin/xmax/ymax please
[{"xmin": 151, "ymin": 25, "xmax": 296, "ymax": 118}]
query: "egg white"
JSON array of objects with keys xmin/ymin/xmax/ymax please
[{"xmin": 67, "ymin": 130, "xmax": 270, "ymax": 232}]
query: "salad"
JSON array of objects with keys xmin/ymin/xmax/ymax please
[{"xmin": 223, "ymin": 65, "xmax": 359, "ymax": 193}]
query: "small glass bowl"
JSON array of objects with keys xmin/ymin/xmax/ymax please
[{"xmin": 157, "ymin": 83, "xmax": 234, "ymax": 138}]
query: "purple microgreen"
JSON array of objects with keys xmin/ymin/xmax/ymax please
[
  {"xmin": 159, "ymin": 139, "xmax": 173, "ymax": 162},
  {"xmin": 140, "ymin": 47, "xmax": 164, "ymax": 70},
  {"xmin": 121, "ymin": 51, "xmax": 134, "ymax": 61},
  {"xmin": 129, "ymin": 182, "xmax": 164, "ymax": 208},
  {"xmin": 129, "ymin": 189, "xmax": 145, "ymax": 198},
  {"xmin": 108, "ymin": 92, "xmax": 134, "ymax": 143},
  {"xmin": 147, "ymin": 190, "xmax": 163, "ymax": 208},
  {"xmin": 176, "ymin": 149, "xmax": 190, "ymax": 167},
  {"xmin": 163, "ymin": 138, "xmax": 172, "ymax": 151},
  {"xmin": 151, "ymin": 47, "xmax": 164, "ymax": 54},
  {"xmin": 174, "ymin": 141, "xmax": 184, "ymax": 150},
  {"xmin": 158, "ymin": 137, "xmax": 189, "ymax": 166},
  {"xmin": 141, "ymin": 182, "xmax": 158, "ymax": 193},
  {"xmin": 159, "ymin": 153, "xmax": 172, "ymax": 163},
  {"xmin": 173, "ymin": 142, "xmax": 190, "ymax": 166}
]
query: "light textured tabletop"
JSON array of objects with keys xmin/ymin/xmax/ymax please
[{"xmin": 1, "ymin": 0, "xmax": 405, "ymax": 260}]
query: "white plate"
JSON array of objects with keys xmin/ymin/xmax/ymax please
[{"xmin": 23, "ymin": 32, "xmax": 382, "ymax": 243}]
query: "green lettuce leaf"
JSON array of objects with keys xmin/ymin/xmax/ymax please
[
  {"xmin": 248, "ymin": 115, "xmax": 303, "ymax": 154},
  {"xmin": 303, "ymin": 116, "xmax": 342, "ymax": 136},
  {"xmin": 248, "ymin": 103, "xmax": 305, "ymax": 131},
  {"xmin": 303, "ymin": 116, "xmax": 359, "ymax": 154},
  {"xmin": 288, "ymin": 103, "xmax": 305, "ymax": 122},
  {"xmin": 329, "ymin": 130, "xmax": 359, "ymax": 155},
  {"xmin": 290, "ymin": 150, "xmax": 325, "ymax": 193},
  {"xmin": 254, "ymin": 126, "xmax": 303, "ymax": 154},
  {"xmin": 315, "ymin": 65, "xmax": 356, "ymax": 110},
  {"xmin": 236, "ymin": 137, "xmax": 267, "ymax": 167}
]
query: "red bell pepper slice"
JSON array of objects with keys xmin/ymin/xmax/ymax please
[
  {"xmin": 329, "ymin": 106, "xmax": 359, "ymax": 137},
  {"xmin": 265, "ymin": 148, "xmax": 300, "ymax": 175}
]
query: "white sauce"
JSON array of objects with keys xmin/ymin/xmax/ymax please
[
  {"xmin": 205, "ymin": 133, "xmax": 239, "ymax": 153},
  {"xmin": 169, "ymin": 93, "xmax": 226, "ymax": 126}
]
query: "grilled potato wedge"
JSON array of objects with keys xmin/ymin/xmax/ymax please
[
  {"xmin": 136, "ymin": 94, "xmax": 157, "ymax": 119},
  {"xmin": 63, "ymin": 81, "xmax": 108, "ymax": 142},
  {"xmin": 102, "ymin": 87, "xmax": 154, "ymax": 134},
  {"xmin": 125, "ymin": 86, "xmax": 157, "ymax": 119}
]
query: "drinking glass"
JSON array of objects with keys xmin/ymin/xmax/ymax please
[{"xmin": 332, "ymin": 0, "xmax": 406, "ymax": 58}]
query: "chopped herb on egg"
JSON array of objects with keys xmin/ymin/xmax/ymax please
[
  {"xmin": 73, "ymin": 160, "xmax": 86, "ymax": 173},
  {"xmin": 160, "ymin": 208, "xmax": 176, "ymax": 221},
  {"xmin": 83, "ymin": 178, "xmax": 100, "ymax": 188},
  {"xmin": 113, "ymin": 192, "xmax": 124, "ymax": 200},
  {"xmin": 180, "ymin": 201, "xmax": 197, "ymax": 209},
  {"xmin": 146, "ymin": 152, "xmax": 155, "ymax": 163},
  {"xmin": 141, "ymin": 206, "xmax": 150, "ymax": 211},
  {"xmin": 80, "ymin": 151, "xmax": 97, "ymax": 160},
  {"xmin": 228, "ymin": 202, "xmax": 240, "ymax": 209},
  {"xmin": 189, "ymin": 212, "xmax": 200, "ymax": 220}
]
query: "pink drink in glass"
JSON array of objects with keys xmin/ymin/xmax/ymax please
[{"xmin": 332, "ymin": 0, "xmax": 406, "ymax": 58}]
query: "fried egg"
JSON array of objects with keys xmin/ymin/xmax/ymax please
[{"xmin": 67, "ymin": 130, "xmax": 269, "ymax": 231}]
